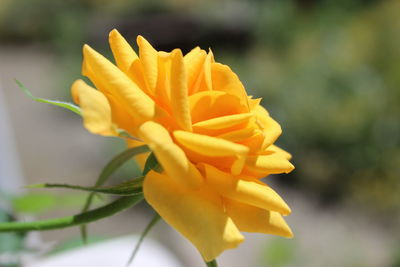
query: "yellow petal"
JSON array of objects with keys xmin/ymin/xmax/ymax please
[
  {"xmin": 264, "ymin": 145, "xmax": 293, "ymax": 160},
  {"xmin": 192, "ymin": 113, "xmax": 253, "ymax": 135},
  {"xmin": 153, "ymin": 51, "xmax": 172, "ymax": 111},
  {"xmin": 80, "ymin": 60, "xmax": 136, "ymax": 133},
  {"xmin": 248, "ymin": 97, "xmax": 262, "ymax": 110},
  {"xmin": 137, "ymin": 35, "xmax": 158, "ymax": 93},
  {"xmin": 173, "ymin": 131, "xmax": 249, "ymax": 175},
  {"xmin": 184, "ymin": 47, "xmax": 207, "ymax": 93},
  {"xmin": 183, "ymin": 46, "xmax": 201, "ymax": 63},
  {"xmin": 82, "ymin": 44, "xmax": 159, "ymax": 127},
  {"xmin": 191, "ymin": 50, "xmax": 213, "ymax": 94},
  {"xmin": 202, "ymin": 164, "xmax": 291, "ymax": 215},
  {"xmin": 211, "ymin": 62, "xmax": 249, "ymax": 108},
  {"xmin": 71, "ymin": 79, "xmax": 117, "ymax": 136},
  {"xmin": 170, "ymin": 49, "xmax": 192, "ymax": 131},
  {"xmin": 224, "ymin": 198, "xmax": 293, "ymax": 238},
  {"xmin": 143, "ymin": 171, "xmax": 244, "ymax": 262},
  {"xmin": 243, "ymin": 154, "xmax": 295, "ymax": 177},
  {"xmin": 108, "ymin": 29, "xmax": 138, "ymax": 74},
  {"xmin": 203, "ymin": 51, "xmax": 213, "ymax": 90},
  {"xmin": 128, "ymin": 59, "xmax": 148, "ymax": 95},
  {"xmin": 101, "ymin": 92, "xmax": 136, "ymax": 134},
  {"xmin": 252, "ymin": 105, "xmax": 282, "ymax": 149},
  {"xmin": 217, "ymin": 127, "xmax": 257, "ymax": 142},
  {"xmin": 189, "ymin": 91, "xmax": 248, "ymax": 123},
  {"xmin": 237, "ymin": 130, "xmax": 265, "ymax": 154},
  {"xmin": 262, "ymin": 117, "xmax": 282, "ymax": 149},
  {"xmin": 138, "ymin": 121, "xmax": 202, "ymax": 188}
]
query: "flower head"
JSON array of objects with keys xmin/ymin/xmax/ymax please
[{"xmin": 72, "ymin": 29, "xmax": 294, "ymax": 261}]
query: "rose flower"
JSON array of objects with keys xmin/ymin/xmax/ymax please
[{"xmin": 71, "ymin": 29, "xmax": 294, "ymax": 262}]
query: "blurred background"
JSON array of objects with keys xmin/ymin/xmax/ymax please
[{"xmin": 0, "ymin": 0, "xmax": 399, "ymax": 266}]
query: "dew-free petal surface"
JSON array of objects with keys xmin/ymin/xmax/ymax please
[
  {"xmin": 71, "ymin": 79, "xmax": 117, "ymax": 136},
  {"xmin": 224, "ymin": 198, "xmax": 293, "ymax": 237},
  {"xmin": 203, "ymin": 164, "xmax": 291, "ymax": 215},
  {"xmin": 143, "ymin": 171, "xmax": 244, "ymax": 262},
  {"xmin": 138, "ymin": 121, "xmax": 202, "ymax": 188}
]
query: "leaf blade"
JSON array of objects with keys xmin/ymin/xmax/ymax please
[
  {"xmin": 15, "ymin": 79, "xmax": 81, "ymax": 115},
  {"xmin": 80, "ymin": 145, "xmax": 150, "ymax": 243}
]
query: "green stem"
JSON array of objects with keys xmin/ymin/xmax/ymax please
[
  {"xmin": 0, "ymin": 194, "xmax": 144, "ymax": 232},
  {"xmin": 80, "ymin": 145, "xmax": 149, "ymax": 242},
  {"xmin": 206, "ymin": 259, "xmax": 218, "ymax": 267}
]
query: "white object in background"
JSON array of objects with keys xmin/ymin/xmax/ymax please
[
  {"xmin": 0, "ymin": 80, "xmax": 24, "ymax": 196},
  {"xmin": 25, "ymin": 236, "xmax": 184, "ymax": 267}
]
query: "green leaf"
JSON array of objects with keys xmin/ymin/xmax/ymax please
[
  {"xmin": 16, "ymin": 79, "xmax": 81, "ymax": 115},
  {"xmin": 116, "ymin": 129, "xmax": 142, "ymax": 141},
  {"xmin": 127, "ymin": 213, "xmax": 161, "ymax": 266},
  {"xmin": 80, "ymin": 145, "xmax": 150, "ymax": 243},
  {"xmin": 91, "ymin": 145, "xmax": 150, "ymax": 189},
  {"xmin": 0, "ymin": 194, "xmax": 144, "ymax": 232},
  {"xmin": 29, "ymin": 178, "xmax": 144, "ymax": 196},
  {"xmin": 143, "ymin": 152, "xmax": 162, "ymax": 175}
]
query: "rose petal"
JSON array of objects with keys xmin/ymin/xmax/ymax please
[
  {"xmin": 217, "ymin": 127, "xmax": 258, "ymax": 142},
  {"xmin": 138, "ymin": 121, "xmax": 202, "ymax": 188},
  {"xmin": 189, "ymin": 91, "xmax": 248, "ymax": 123},
  {"xmin": 184, "ymin": 47, "xmax": 207, "ymax": 94},
  {"xmin": 83, "ymin": 44, "xmax": 166, "ymax": 128},
  {"xmin": 173, "ymin": 131, "xmax": 249, "ymax": 175},
  {"xmin": 202, "ymin": 164, "xmax": 291, "ymax": 215},
  {"xmin": 224, "ymin": 198, "xmax": 293, "ymax": 237},
  {"xmin": 170, "ymin": 49, "xmax": 192, "ymax": 131},
  {"xmin": 264, "ymin": 145, "xmax": 293, "ymax": 160},
  {"xmin": 211, "ymin": 62, "xmax": 249, "ymax": 109},
  {"xmin": 109, "ymin": 29, "xmax": 138, "ymax": 74},
  {"xmin": 190, "ymin": 51, "xmax": 213, "ymax": 94},
  {"xmin": 71, "ymin": 79, "xmax": 117, "ymax": 136},
  {"xmin": 252, "ymin": 105, "xmax": 282, "ymax": 149},
  {"xmin": 137, "ymin": 35, "xmax": 158, "ymax": 93},
  {"xmin": 144, "ymin": 171, "xmax": 244, "ymax": 262},
  {"xmin": 237, "ymin": 130, "xmax": 265, "ymax": 153},
  {"xmin": 192, "ymin": 113, "xmax": 253, "ymax": 135},
  {"xmin": 243, "ymin": 154, "xmax": 295, "ymax": 178}
]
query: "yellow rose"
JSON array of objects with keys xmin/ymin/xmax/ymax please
[{"xmin": 71, "ymin": 29, "xmax": 294, "ymax": 261}]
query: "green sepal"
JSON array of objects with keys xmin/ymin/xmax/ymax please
[
  {"xmin": 28, "ymin": 178, "xmax": 144, "ymax": 196},
  {"xmin": 116, "ymin": 129, "xmax": 142, "ymax": 141},
  {"xmin": 81, "ymin": 145, "xmax": 150, "ymax": 211},
  {"xmin": 80, "ymin": 145, "xmax": 150, "ymax": 243},
  {"xmin": 16, "ymin": 79, "xmax": 81, "ymax": 116},
  {"xmin": 143, "ymin": 152, "xmax": 162, "ymax": 175},
  {"xmin": 127, "ymin": 213, "xmax": 161, "ymax": 265},
  {"xmin": 91, "ymin": 145, "xmax": 149, "ymax": 189}
]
